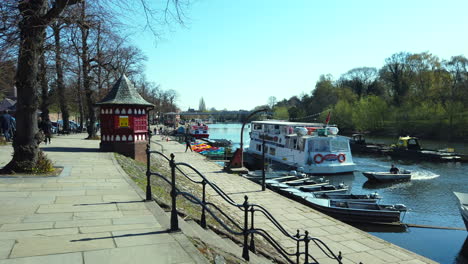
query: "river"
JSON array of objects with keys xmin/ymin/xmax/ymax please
[{"xmin": 208, "ymin": 123, "xmax": 468, "ymax": 264}]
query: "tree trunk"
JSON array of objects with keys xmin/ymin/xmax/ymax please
[
  {"xmin": 80, "ymin": 2, "xmax": 96, "ymax": 138},
  {"xmin": 3, "ymin": 2, "xmax": 47, "ymax": 172},
  {"xmin": 39, "ymin": 35, "xmax": 50, "ymax": 122},
  {"xmin": 76, "ymin": 53, "xmax": 84, "ymax": 132},
  {"xmin": 53, "ymin": 22, "xmax": 70, "ymax": 132}
]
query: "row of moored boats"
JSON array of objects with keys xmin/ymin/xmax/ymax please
[{"xmin": 244, "ymin": 171, "xmax": 407, "ymax": 224}]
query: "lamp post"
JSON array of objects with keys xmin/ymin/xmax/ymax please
[{"xmin": 240, "ymin": 108, "xmax": 268, "ymax": 168}]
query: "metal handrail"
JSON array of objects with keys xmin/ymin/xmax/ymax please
[
  {"xmin": 178, "ymin": 191, "xmax": 244, "ymax": 235},
  {"xmin": 145, "ymin": 143, "xmax": 345, "ymax": 264}
]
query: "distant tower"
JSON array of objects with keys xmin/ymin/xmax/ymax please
[{"xmin": 96, "ymin": 74, "xmax": 154, "ymax": 162}]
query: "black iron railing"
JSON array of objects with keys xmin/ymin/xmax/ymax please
[{"xmin": 145, "ymin": 142, "xmax": 345, "ymax": 264}]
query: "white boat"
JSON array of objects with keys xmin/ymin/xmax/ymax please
[
  {"xmin": 362, "ymin": 171, "xmax": 411, "ymax": 182},
  {"xmin": 453, "ymin": 192, "xmax": 468, "ymax": 230},
  {"xmin": 188, "ymin": 123, "xmax": 209, "ymax": 139},
  {"xmin": 245, "ymin": 120, "xmax": 355, "ymax": 174}
]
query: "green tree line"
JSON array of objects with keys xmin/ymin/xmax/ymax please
[{"xmin": 269, "ymin": 51, "xmax": 468, "ymax": 140}]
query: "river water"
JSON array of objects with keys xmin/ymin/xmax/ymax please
[{"xmin": 208, "ymin": 123, "xmax": 468, "ymax": 264}]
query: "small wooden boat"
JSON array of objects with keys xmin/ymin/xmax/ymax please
[
  {"xmin": 453, "ymin": 192, "xmax": 468, "ymax": 230},
  {"xmin": 362, "ymin": 171, "xmax": 411, "ymax": 182}
]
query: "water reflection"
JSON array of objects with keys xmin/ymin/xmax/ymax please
[{"xmin": 353, "ymin": 222, "xmax": 408, "ymax": 233}]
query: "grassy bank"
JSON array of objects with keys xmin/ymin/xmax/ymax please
[{"xmin": 114, "ymin": 153, "xmax": 281, "ymax": 264}]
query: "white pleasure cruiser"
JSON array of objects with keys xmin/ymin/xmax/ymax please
[{"xmin": 246, "ymin": 120, "xmax": 355, "ymax": 174}]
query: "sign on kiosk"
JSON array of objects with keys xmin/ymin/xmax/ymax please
[{"xmin": 119, "ymin": 116, "xmax": 129, "ymax": 127}]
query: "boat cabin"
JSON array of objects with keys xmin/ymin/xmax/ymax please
[
  {"xmin": 247, "ymin": 121, "xmax": 355, "ymax": 174},
  {"xmin": 395, "ymin": 136, "xmax": 421, "ymax": 150},
  {"xmin": 351, "ymin": 134, "xmax": 366, "ymax": 145}
]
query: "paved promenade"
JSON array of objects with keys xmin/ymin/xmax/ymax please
[
  {"xmin": 0, "ymin": 134, "xmax": 207, "ymax": 264},
  {"xmin": 151, "ymin": 134, "xmax": 437, "ymax": 264}
]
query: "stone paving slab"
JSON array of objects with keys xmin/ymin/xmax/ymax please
[
  {"xmin": 0, "ymin": 252, "xmax": 83, "ymax": 264},
  {"xmin": 10, "ymin": 232, "xmax": 115, "ymax": 258},
  {"xmin": 152, "ymin": 135, "xmax": 438, "ymax": 264},
  {"xmin": 0, "ymin": 134, "xmax": 208, "ymax": 264},
  {"xmin": 83, "ymin": 244, "xmax": 195, "ymax": 264}
]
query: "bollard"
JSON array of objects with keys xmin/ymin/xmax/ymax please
[
  {"xmin": 145, "ymin": 144, "xmax": 152, "ymax": 201},
  {"xmin": 170, "ymin": 153, "xmax": 179, "ymax": 231},
  {"xmin": 200, "ymin": 180, "xmax": 207, "ymax": 229},
  {"xmin": 242, "ymin": 195, "xmax": 250, "ymax": 261}
]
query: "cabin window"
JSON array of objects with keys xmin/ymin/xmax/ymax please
[
  {"xmin": 256, "ymin": 144, "xmax": 261, "ymax": 151},
  {"xmin": 253, "ymin": 124, "xmax": 263, "ymax": 131},
  {"xmin": 310, "ymin": 140, "xmax": 329, "ymax": 152},
  {"xmin": 330, "ymin": 140, "xmax": 349, "ymax": 152},
  {"xmin": 274, "ymin": 125, "xmax": 280, "ymax": 129},
  {"xmin": 269, "ymin": 148, "xmax": 276, "ymax": 155},
  {"xmin": 296, "ymin": 139, "xmax": 305, "ymax": 151},
  {"xmin": 264, "ymin": 146, "xmax": 269, "ymax": 153}
]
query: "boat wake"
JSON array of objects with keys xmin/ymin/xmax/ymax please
[{"xmin": 411, "ymin": 170, "xmax": 440, "ymax": 180}]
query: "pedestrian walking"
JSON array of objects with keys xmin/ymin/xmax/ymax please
[
  {"xmin": 185, "ymin": 136, "xmax": 193, "ymax": 152},
  {"xmin": 40, "ymin": 118, "xmax": 53, "ymax": 144},
  {"xmin": 0, "ymin": 110, "xmax": 13, "ymax": 141}
]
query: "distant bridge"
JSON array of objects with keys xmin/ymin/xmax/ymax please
[{"xmin": 177, "ymin": 110, "xmax": 251, "ymax": 116}]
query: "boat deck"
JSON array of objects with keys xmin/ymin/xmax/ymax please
[{"xmin": 153, "ymin": 134, "xmax": 437, "ymax": 264}]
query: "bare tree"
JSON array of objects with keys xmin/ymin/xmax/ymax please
[
  {"xmin": 52, "ymin": 21, "xmax": 70, "ymax": 131},
  {"xmin": 2, "ymin": 0, "xmax": 81, "ymax": 173}
]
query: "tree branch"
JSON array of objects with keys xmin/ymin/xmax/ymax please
[{"xmin": 42, "ymin": 0, "xmax": 82, "ymax": 24}]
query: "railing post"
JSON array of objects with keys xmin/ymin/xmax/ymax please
[
  {"xmin": 304, "ymin": 231, "xmax": 310, "ymax": 264},
  {"xmin": 170, "ymin": 153, "xmax": 179, "ymax": 232},
  {"xmin": 200, "ymin": 180, "xmax": 207, "ymax": 229},
  {"xmin": 242, "ymin": 195, "xmax": 250, "ymax": 261},
  {"xmin": 295, "ymin": 230, "xmax": 300, "ymax": 264},
  {"xmin": 249, "ymin": 206, "xmax": 256, "ymax": 253},
  {"xmin": 145, "ymin": 144, "xmax": 152, "ymax": 201}
]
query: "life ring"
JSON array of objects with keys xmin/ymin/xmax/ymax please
[
  {"xmin": 314, "ymin": 154, "xmax": 324, "ymax": 164},
  {"xmin": 338, "ymin": 154, "xmax": 346, "ymax": 163}
]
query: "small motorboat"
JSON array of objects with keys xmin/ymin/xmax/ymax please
[
  {"xmin": 244, "ymin": 170, "xmax": 306, "ymax": 182},
  {"xmin": 303, "ymin": 197, "xmax": 407, "ymax": 223},
  {"xmin": 453, "ymin": 192, "xmax": 468, "ymax": 230},
  {"xmin": 314, "ymin": 192, "xmax": 381, "ymax": 203},
  {"xmin": 362, "ymin": 170, "xmax": 411, "ymax": 182},
  {"xmin": 299, "ymin": 183, "xmax": 349, "ymax": 194}
]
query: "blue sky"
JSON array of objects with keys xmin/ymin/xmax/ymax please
[{"xmin": 132, "ymin": 0, "xmax": 468, "ymax": 111}]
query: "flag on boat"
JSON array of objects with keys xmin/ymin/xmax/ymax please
[{"xmin": 325, "ymin": 111, "xmax": 331, "ymax": 125}]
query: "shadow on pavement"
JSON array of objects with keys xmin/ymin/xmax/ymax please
[
  {"xmin": 41, "ymin": 147, "xmax": 100, "ymax": 153},
  {"xmin": 73, "ymin": 200, "xmax": 145, "ymax": 206},
  {"xmin": 70, "ymin": 230, "xmax": 170, "ymax": 242}
]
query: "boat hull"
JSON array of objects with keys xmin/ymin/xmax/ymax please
[
  {"xmin": 246, "ymin": 152, "xmax": 354, "ymax": 175},
  {"xmin": 362, "ymin": 172, "xmax": 411, "ymax": 182},
  {"xmin": 454, "ymin": 192, "xmax": 468, "ymax": 230}
]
